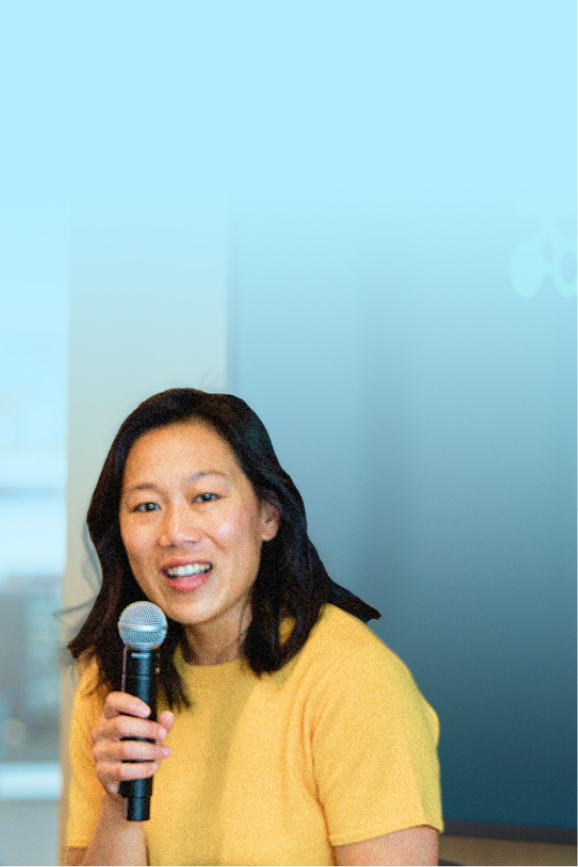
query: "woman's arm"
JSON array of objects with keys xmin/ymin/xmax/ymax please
[
  {"xmin": 334, "ymin": 825, "xmax": 438, "ymax": 866},
  {"xmin": 66, "ymin": 691, "xmax": 174, "ymax": 866},
  {"xmin": 64, "ymin": 794, "xmax": 147, "ymax": 866}
]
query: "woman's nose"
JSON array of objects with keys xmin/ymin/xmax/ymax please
[{"xmin": 158, "ymin": 504, "xmax": 200, "ymax": 547}]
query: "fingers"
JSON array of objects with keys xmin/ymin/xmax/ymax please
[
  {"xmin": 92, "ymin": 712, "xmax": 166, "ymax": 745},
  {"xmin": 91, "ymin": 692, "xmax": 167, "ymax": 744},
  {"xmin": 102, "ymin": 691, "xmax": 151, "ymax": 721},
  {"xmin": 91, "ymin": 692, "xmax": 173, "ymax": 796},
  {"xmin": 98, "ymin": 758, "xmax": 160, "ymax": 797},
  {"xmin": 93, "ymin": 735, "xmax": 170, "ymax": 764},
  {"xmin": 95, "ymin": 743, "xmax": 167, "ymax": 796}
]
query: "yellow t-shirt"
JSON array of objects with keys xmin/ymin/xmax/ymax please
[{"xmin": 66, "ymin": 604, "xmax": 443, "ymax": 866}]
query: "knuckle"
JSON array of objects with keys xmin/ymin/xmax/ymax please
[
  {"xmin": 95, "ymin": 761, "xmax": 115, "ymax": 784},
  {"xmin": 120, "ymin": 759, "xmax": 156, "ymax": 779},
  {"xmin": 119, "ymin": 740, "xmax": 134, "ymax": 760},
  {"xmin": 103, "ymin": 694, "xmax": 118, "ymax": 714},
  {"xmin": 120, "ymin": 761, "xmax": 136, "ymax": 779},
  {"xmin": 116, "ymin": 716, "xmax": 130, "ymax": 736}
]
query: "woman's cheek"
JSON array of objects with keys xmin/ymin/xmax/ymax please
[{"xmin": 209, "ymin": 505, "xmax": 243, "ymax": 540}]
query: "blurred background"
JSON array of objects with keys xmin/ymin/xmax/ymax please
[
  {"xmin": 0, "ymin": 2, "xmax": 575, "ymax": 864},
  {"xmin": 0, "ymin": 208, "xmax": 67, "ymax": 863}
]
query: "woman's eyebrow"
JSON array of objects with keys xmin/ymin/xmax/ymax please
[
  {"xmin": 186, "ymin": 470, "xmax": 228, "ymax": 483},
  {"xmin": 124, "ymin": 482, "xmax": 162, "ymax": 494},
  {"xmin": 125, "ymin": 471, "xmax": 228, "ymax": 495}
]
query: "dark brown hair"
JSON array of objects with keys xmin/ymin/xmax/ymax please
[{"xmin": 68, "ymin": 388, "xmax": 380, "ymax": 708}]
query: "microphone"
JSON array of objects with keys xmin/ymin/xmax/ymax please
[{"xmin": 117, "ymin": 601, "xmax": 168, "ymax": 821}]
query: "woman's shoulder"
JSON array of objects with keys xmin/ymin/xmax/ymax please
[
  {"xmin": 302, "ymin": 604, "xmax": 440, "ymax": 739},
  {"xmin": 307, "ymin": 603, "xmax": 392, "ymax": 660},
  {"xmin": 302, "ymin": 604, "xmax": 431, "ymax": 701}
]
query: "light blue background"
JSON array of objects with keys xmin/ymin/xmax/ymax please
[{"xmin": 1, "ymin": 0, "xmax": 575, "ymax": 831}]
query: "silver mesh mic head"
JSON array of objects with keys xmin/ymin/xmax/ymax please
[{"xmin": 118, "ymin": 601, "xmax": 168, "ymax": 649}]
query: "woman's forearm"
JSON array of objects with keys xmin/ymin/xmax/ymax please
[{"xmin": 79, "ymin": 793, "xmax": 148, "ymax": 866}]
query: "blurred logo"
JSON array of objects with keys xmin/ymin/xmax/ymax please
[{"xmin": 510, "ymin": 212, "xmax": 576, "ymax": 298}]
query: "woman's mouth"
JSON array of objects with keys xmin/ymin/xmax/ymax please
[{"xmin": 162, "ymin": 563, "xmax": 212, "ymax": 592}]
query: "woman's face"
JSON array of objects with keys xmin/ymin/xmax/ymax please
[{"xmin": 119, "ymin": 420, "xmax": 279, "ymax": 643}]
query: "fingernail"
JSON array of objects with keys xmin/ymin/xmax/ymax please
[
  {"xmin": 158, "ymin": 727, "xmax": 167, "ymax": 739},
  {"xmin": 162, "ymin": 746, "xmax": 171, "ymax": 757}
]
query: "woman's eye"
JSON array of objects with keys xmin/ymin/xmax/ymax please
[
  {"xmin": 134, "ymin": 502, "xmax": 159, "ymax": 512},
  {"xmin": 194, "ymin": 492, "xmax": 217, "ymax": 504}
]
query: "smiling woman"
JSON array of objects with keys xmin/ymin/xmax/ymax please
[
  {"xmin": 64, "ymin": 388, "xmax": 442, "ymax": 866},
  {"xmin": 119, "ymin": 421, "xmax": 280, "ymax": 667}
]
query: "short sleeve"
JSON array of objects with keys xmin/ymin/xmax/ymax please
[
  {"xmin": 66, "ymin": 665, "xmax": 108, "ymax": 848},
  {"xmin": 309, "ymin": 642, "xmax": 443, "ymax": 847}
]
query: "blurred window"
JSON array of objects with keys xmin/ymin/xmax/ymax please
[{"xmin": 0, "ymin": 206, "xmax": 68, "ymax": 795}]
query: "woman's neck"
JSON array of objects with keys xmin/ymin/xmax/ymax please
[
  {"xmin": 182, "ymin": 636, "xmax": 243, "ymax": 666},
  {"xmin": 182, "ymin": 611, "xmax": 250, "ymax": 666}
]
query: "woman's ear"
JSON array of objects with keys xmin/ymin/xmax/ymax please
[{"xmin": 260, "ymin": 497, "xmax": 281, "ymax": 541}]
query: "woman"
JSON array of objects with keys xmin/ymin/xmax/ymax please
[{"xmin": 65, "ymin": 388, "xmax": 443, "ymax": 866}]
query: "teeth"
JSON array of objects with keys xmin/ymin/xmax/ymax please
[{"xmin": 166, "ymin": 564, "xmax": 211, "ymax": 578}]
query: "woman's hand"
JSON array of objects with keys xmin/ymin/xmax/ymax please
[
  {"xmin": 65, "ymin": 694, "xmax": 173, "ymax": 866},
  {"xmin": 91, "ymin": 692, "xmax": 175, "ymax": 796}
]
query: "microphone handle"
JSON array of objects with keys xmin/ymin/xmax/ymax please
[{"xmin": 119, "ymin": 646, "xmax": 160, "ymax": 821}]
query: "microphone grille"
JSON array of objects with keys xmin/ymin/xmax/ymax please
[{"xmin": 118, "ymin": 601, "xmax": 168, "ymax": 649}]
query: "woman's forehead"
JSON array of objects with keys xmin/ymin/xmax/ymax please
[{"xmin": 124, "ymin": 420, "xmax": 241, "ymax": 480}]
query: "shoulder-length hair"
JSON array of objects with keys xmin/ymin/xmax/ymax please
[{"xmin": 68, "ymin": 388, "xmax": 380, "ymax": 709}]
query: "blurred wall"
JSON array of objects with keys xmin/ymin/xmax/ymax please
[{"xmin": 230, "ymin": 198, "xmax": 576, "ymax": 829}]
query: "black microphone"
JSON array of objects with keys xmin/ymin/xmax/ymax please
[{"xmin": 117, "ymin": 601, "xmax": 168, "ymax": 821}]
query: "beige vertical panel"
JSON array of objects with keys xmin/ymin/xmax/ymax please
[{"xmin": 59, "ymin": 210, "xmax": 228, "ymax": 861}]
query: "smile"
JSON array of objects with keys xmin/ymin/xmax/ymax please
[
  {"xmin": 162, "ymin": 562, "xmax": 212, "ymax": 593},
  {"xmin": 165, "ymin": 564, "xmax": 212, "ymax": 578}
]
